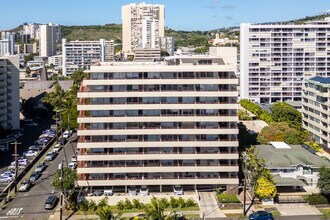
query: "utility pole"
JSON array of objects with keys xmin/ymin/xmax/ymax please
[
  {"xmin": 58, "ymin": 161, "xmax": 64, "ymax": 220},
  {"xmin": 56, "ymin": 111, "xmax": 59, "ymax": 144},
  {"xmin": 11, "ymin": 141, "xmax": 21, "ymax": 193}
]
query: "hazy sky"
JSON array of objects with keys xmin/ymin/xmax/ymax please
[{"xmin": 1, "ymin": 0, "xmax": 330, "ymax": 31}]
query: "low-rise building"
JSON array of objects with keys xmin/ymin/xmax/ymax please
[
  {"xmin": 302, "ymin": 76, "xmax": 330, "ymax": 148},
  {"xmin": 255, "ymin": 142, "xmax": 330, "ymax": 190},
  {"xmin": 133, "ymin": 48, "xmax": 161, "ymax": 62}
]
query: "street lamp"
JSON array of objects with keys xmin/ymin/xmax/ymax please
[{"xmin": 58, "ymin": 160, "xmax": 64, "ymax": 220}]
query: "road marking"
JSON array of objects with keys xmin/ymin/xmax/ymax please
[{"xmin": 6, "ymin": 208, "xmax": 23, "ymax": 216}]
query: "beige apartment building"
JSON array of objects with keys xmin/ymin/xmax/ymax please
[
  {"xmin": 122, "ymin": 2, "xmax": 165, "ymax": 53},
  {"xmin": 302, "ymin": 76, "xmax": 330, "ymax": 148},
  {"xmin": 77, "ymin": 55, "xmax": 239, "ymax": 192}
]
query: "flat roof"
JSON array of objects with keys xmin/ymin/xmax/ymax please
[
  {"xmin": 309, "ymin": 76, "xmax": 330, "ymax": 84},
  {"xmin": 255, "ymin": 144, "xmax": 330, "ymax": 168},
  {"xmin": 270, "ymin": 142, "xmax": 291, "ymax": 149}
]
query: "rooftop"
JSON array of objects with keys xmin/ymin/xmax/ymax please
[
  {"xmin": 309, "ymin": 76, "xmax": 330, "ymax": 84},
  {"xmin": 255, "ymin": 144, "xmax": 330, "ymax": 168}
]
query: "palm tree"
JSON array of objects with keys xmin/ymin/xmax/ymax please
[
  {"xmin": 144, "ymin": 197, "xmax": 176, "ymax": 220},
  {"xmin": 42, "ymin": 83, "xmax": 66, "ymax": 111},
  {"xmin": 96, "ymin": 206, "xmax": 122, "ymax": 220},
  {"xmin": 61, "ymin": 92, "xmax": 78, "ymax": 131}
]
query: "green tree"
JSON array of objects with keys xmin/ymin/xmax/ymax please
[
  {"xmin": 318, "ymin": 167, "xmax": 330, "ymax": 195},
  {"xmin": 271, "ymin": 102, "xmax": 302, "ymax": 129},
  {"xmin": 51, "ymin": 167, "xmax": 77, "ymax": 209},
  {"xmin": 61, "ymin": 93, "xmax": 78, "ymax": 130},
  {"xmin": 70, "ymin": 69, "xmax": 88, "ymax": 86},
  {"xmin": 25, "ymin": 66, "xmax": 31, "ymax": 75},
  {"xmin": 257, "ymin": 122, "xmax": 302, "ymax": 144},
  {"xmin": 238, "ymin": 109, "xmax": 252, "ymax": 120},
  {"xmin": 144, "ymin": 197, "xmax": 176, "ymax": 220},
  {"xmin": 255, "ymin": 176, "xmax": 277, "ymax": 199},
  {"xmin": 243, "ymin": 146, "xmax": 265, "ymax": 186},
  {"xmin": 42, "ymin": 83, "xmax": 66, "ymax": 111},
  {"xmin": 96, "ymin": 206, "xmax": 121, "ymax": 220}
]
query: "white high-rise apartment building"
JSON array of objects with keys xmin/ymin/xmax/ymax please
[
  {"xmin": 62, "ymin": 39, "xmax": 114, "ymax": 76},
  {"xmin": 0, "ymin": 33, "xmax": 15, "ymax": 56},
  {"xmin": 0, "ymin": 56, "xmax": 20, "ymax": 130},
  {"xmin": 240, "ymin": 17, "xmax": 330, "ymax": 103},
  {"xmin": 302, "ymin": 76, "xmax": 330, "ymax": 148},
  {"xmin": 122, "ymin": 2, "xmax": 165, "ymax": 53},
  {"xmin": 23, "ymin": 23, "xmax": 39, "ymax": 39},
  {"xmin": 76, "ymin": 55, "xmax": 239, "ymax": 192},
  {"xmin": 39, "ymin": 24, "xmax": 58, "ymax": 57}
]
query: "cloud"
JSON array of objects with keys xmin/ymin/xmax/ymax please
[{"xmin": 221, "ymin": 4, "xmax": 236, "ymax": 11}]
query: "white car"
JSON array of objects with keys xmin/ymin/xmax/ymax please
[
  {"xmin": 68, "ymin": 162, "xmax": 77, "ymax": 170},
  {"xmin": 0, "ymin": 176, "xmax": 13, "ymax": 183},
  {"xmin": 139, "ymin": 186, "xmax": 149, "ymax": 196},
  {"xmin": 17, "ymin": 158, "xmax": 28, "ymax": 164},
  {"xmin": 52, "ymin": 144, "xmax": 62, "ymax": 153},
  {"xmin": 173, "ymin": 185, "xmax": 184, "ymax": 195},
  {"xmin": 45, "ymin": 151, "xmax": 55, "ymax": 161},
  {"xmin": 128, "ymin": 186, "xmax": 137, "ymax": 196},
  {"xmin": 1, "ymin": 171, "xmax": 14, "ymax": 178},
  {"xmin": 9, "ymin": 163, "xmax": 25, "ymax": 170},
  {"xmin": 25, "ymin": 150, "xmax": 38, "ymax": 157},
  {"xmin": 63, "ymin": 130, "xmax": 70, "ymax": 139},
  {"xmin": 71, "ymin": 155, "xmax": 77, "ymax": 162},
  {"xmin": 18, "ymin": 180, "xmax": 31, "ymax": 192}
]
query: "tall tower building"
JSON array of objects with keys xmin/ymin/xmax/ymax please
[
  {"xmin": 39, "ymin": 24, "xmax": 58, "ymax": 57},
  {"xmin": 240, "ymin": 17, "xmax": 330, "ymax": 103},
  {"xmin": 122, "ymin": 2, "xmax": 165, "ymax": 53}
]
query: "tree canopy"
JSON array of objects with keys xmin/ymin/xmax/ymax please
[
  {"xmin": 271, "ymin": 102, "xmax": 302, "ymax": 129},
  {"xmin": 255, "ymin": 176, "xmax": 277, "ymax": 199},
  {"xmin": 318, "ymin": 167, "xmax": 330, "ymax": 195}
]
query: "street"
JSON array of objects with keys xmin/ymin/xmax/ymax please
[
  {"xmin": 0, "ymin": 136, "xmax": 77, "ymax": 220},
  {"xmin": 0, "ymin": 117, "xmax": 53, "ymax": 194}
]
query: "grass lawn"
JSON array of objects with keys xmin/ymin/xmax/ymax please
[
  {"xmin": 271, "ymin": 210, "xmax": 281, "ymax": 217},
  {"xmin": 319, "ymin": 208, "xmax": 330, "ymax": 217},
  {"xmin": 216, "ymin": 193, "xmax": 241, "ymax": 203}
]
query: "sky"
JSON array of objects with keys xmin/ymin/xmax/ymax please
[{"xmin": 1, "ymin": 0, "xmax": 330, "ymax": 31}]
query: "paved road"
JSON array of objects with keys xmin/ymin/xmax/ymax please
[{"xmin": 0, "ymin": 136, "xmax": 77, "ymax": 220}]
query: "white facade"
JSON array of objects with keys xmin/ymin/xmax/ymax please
[
  {"xmin": 122, "ymin": 2, "xmax": 165, "ymax": 53},
  {"xmin": 159, "ymin": 36, "xmax": 175, "ymax": 56},
  {"xmin": 240, "ymin": 18, "xmax": 330, "ymax": 103},
  {"xmin": 0, "ymin": 33, "xmax": 15, "ymax": 56},
  {"xmin": 48, "ymin": 54, "xmax": 62, "ymax": 69},
  {"xmin": 39, "ymin": 24, "xmax": 58, "ymax": 57},
  {"xmin": 76, "ymin": 55, "xmax": 239, "ymax": 192},
  {"xmin": 62, "ymin": 39, "xmax": 114, "ymax": 76},
  {"xmin": 0, "ymin": 56, "xmax": 20, "ymax": 130},
  {"xmin": 23, "ymin": 23, "xmax": 39, "ymax": 39},
  {"xmin": 302, "ymin": 76, "xmax": 330, "ymax": 148}
]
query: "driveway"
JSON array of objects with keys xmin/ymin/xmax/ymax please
[
  {"xmin": 199, "ymin": 192, "xmax": 226, "ymax": 219},
  {"xmin": 275, "ymin": 203, "xmax": 321, "ymax": 216}
]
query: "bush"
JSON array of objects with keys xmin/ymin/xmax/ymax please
[
  {"xmin": 238, "ymin": 109, "xmax": 252, "ymax": 120},
  {"xmin": 160, "ymin": 197, "xmax": 169, "ymax": 208},
  {"xmin": 169, "ymin": 196, "xmax": 178, "ymax": 208},
  {"xmin": 185, "ymin": 198, "xmax": 197, "ymax": 207},
  {"xmin": 177, "ymin": 197, "xmax": 186, "ymax": 208},
  {"xmin": 132, "ymin": 199, "xmax": 143, "ymax": 209},
  {"xmin": 217, "ymin": 193, "xmax": 241, "ymax": 203},
  {"xmin": 307, "ymin": 194, "xmax": 329, "ymax": 205},
  {"xmin": 88, "ymin": 200, "xmax": 97, "ymax": 212},
  {"xmin": 78, "ymin": 200, "xmax": 89, "ymax": 211},
  {"xmin": 124, "ymin": 198, "xmax": 133, "ymax": 209},
  {"xmin": 98, "ymin": 197, "xmax": 108, "ymax": 208},
  {"xmin": 239, "ymin": 99, "xmax": 274, "ymax": 124},
  {"xmin": 116, "ymin": 201, "xmax": 125, "ymax": 210}
]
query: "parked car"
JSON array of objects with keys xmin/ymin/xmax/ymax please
[
  {"xmin": 9, "ymin": 162, "xmax": 25, "ymax": 170},
  {"xmin": 18, "ymin": 180, "xmax": 31, "ymax": 192},
  {"xmin": 57, "ymin": 137, "xmax": 66, "ymax": 145},
  {"xmin": 175, "ymin": 212, "xmax": 185, "ymax": 220},
  {"xmin": 52, "ymin": 144, "xmax": 62, "ymax": 153},
  {"xmin": 63, "ymin": 130, "xmax": 70, "ymax": 139},
  {"xmin": 249, "ymin": 211, "xmax": 274, "ymax": 220},
  {"xmin": 45, "ymin": 151, "xmax": 55, "ymax": 161},
  {"xmin": 25, "ymin": 150, "xmax": 38, "ymax": 157},
  {"xmin": 0, "ymin": 176, "xmax": 13, "ymax": 183},
  {"xmin": 35, "ymin": 162, "xmax": 47, "ymax": 172},
  {"xmin": 36, "ymin": 138, "xmax": 49, "ymax": 145},
  {"xmin": 139, "ymin": 186, "xmax": 149, "ymax": 196},
  {"xmin": 128, "ymin": 186, "xmax": 137, "ymax": 196},
  {"xmin": 12, "ymin": 160, "xmax": 28, "ymax": 167},
  {"xmin": 1, "ymin": 171, "xmax": 14, "ymax": 178},
  {"xmin": 0, "ymin": 145, "xmax": 6, "ymax": 151},
  {"xmin": 68, "ymin": 162, "xmax": 77, "ymax": 170},
  {"xmin": 29, "ymin": 171, "xmax": 41, "ymax": 184},
  {"xmin": 50, "ymin": 124, "xmax": 57, "ymax": 131},
  {"xmin": 17, "ymin": 158, "xmax": 28, "ymax": 164},
  {"xmin": 173, "ymin": 185, "xmax": 184, "ymax": 195},
  {"xmin": 25, "ymin": 122, "xmax": 38, "ymax": 127},
  {"xmin": 71, "ymin": 155, "xmax": 77, "ymax": 162},
  {"xmin": 29, "ymin": 145, "xmax": 43, "ymax": 152},
  {"xmin": 104, "ymin": 187, "xmax": 114, "ymax": 196},
  {"xmin": 44, "ymin": 194, "xmax": 59, "ymax": 210}
]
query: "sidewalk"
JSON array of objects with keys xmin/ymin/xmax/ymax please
[{"xmin": 198, "ymin": 192, "xmax": 226, "ymax": 219}]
